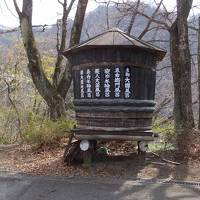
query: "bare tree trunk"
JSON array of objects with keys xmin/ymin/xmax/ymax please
[
  {"xmin": 170, "ymin": 0, "xmax": 194, "ymax": 132},
  {"xmin": 13, "ymin": 0, "xmax": 66, "ymax": 119},
  {"xmin": 57, "ymin": 0, "xmax": 88, "ymax": 98},
  {"xmin": 198, "ymin": 17, "xmax": 200, "ymax": 129},
  {"xmin": 13, "ymin": 0, "xmax": 88, "ymax": 119},
  {"xmin": 53, "ymin": 0, "xmax": 76, "ymax": 88},
  {"xmin": 69, "ymin": 0, "xmax": 88, "ymax": 47},
  {"xmin": 126, "ymin": 0, "xmax": 140, "ymax": 35}
]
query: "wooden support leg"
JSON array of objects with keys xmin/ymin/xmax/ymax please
[
  {"xmin": 82, "ymin": 140, "xmax": 97, "ymax": 168},
  {"xmin": 137, "ymin": 141, "xmax": 141, "ymax": 155},
  {"xmin": 137, "ymin": 142, "xmax": 146, "ymax": 164},
  {"xmin": 82, "ymin": 149, "xmax": 92, "ymax": 168},
  {"xmin": 137, "ymin": 141, "xmax": 147, "ymax": 156},
  {"xmin": 92, "ymin": 140, "xmax": 97, "ymax": 153}
]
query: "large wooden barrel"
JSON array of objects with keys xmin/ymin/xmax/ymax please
[{"xmin": 63, "ymin": 28, "xmax": 166, "ymax": 141}]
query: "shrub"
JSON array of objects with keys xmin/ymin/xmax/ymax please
[
  {"xmin": 0, "ymin": 134, "xmax": 12, "ymax": 145},
  {"xmin": 149, "ymin": 118, "xmax": 175, "ymax": 151},
  {"xmin": 153, "ymin": 119, "xmax": 175, "ymax": 142},
  {"xmin": 22, "ymin": 113, "xmax": 76, "ymax": 147},
  {"xmin": 0, "ymin": 106, "xmax": 20, "ymax": 144}
]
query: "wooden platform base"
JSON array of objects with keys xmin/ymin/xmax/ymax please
[{"xmin": 72, "ymin": 127, "xmax": 157, "ymax": 141}]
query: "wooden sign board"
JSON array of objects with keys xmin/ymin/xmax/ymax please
[{"xmin": 73, "ymin": 66, "xmax": 156, "ymax": 100}]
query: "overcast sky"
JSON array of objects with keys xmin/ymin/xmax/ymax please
[{"xmin": 0, "ymin": 0, "xmax": 199, "ymax": 28}]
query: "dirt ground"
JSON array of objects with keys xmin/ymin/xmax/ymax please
[{"xmin": 0, "ymin": 141, "xmax": 200, "ymax": 182}]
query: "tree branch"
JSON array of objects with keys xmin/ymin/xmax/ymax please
[
  {"xmin": 0, "ymin": 24, "xmax": 57, "ymax": 35},
  {"xmin": 138, "ymin": 0, "xmax": 163, "ymax": 39},
  {"xmin": 126, "ymin": 0, "xmax": 140, "ymax": 35},
  {"xmin": 57, "ymin": 0, "xmax": 64, "ymax": 6},
  {"xmin": 57, "ymin": 0, "xmax": 88, "ymax": 98},
  {"xmin": 13, "ymin": 0, "xmax": 22, "ymax": 17},
  {"xmin": 53, "ymin": 0, "xmax": 76, "ymax": 88},
  {"xmin": 4, "ymin": 80, "xmax": 22, "ymax": 139},
  {"xmin": 4, "ymin": 0, "xmax": 17, "ymax": 18}
]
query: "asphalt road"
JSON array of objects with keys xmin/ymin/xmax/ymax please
[{"xmin": 0, "ymin": 172, "xmax": 200, "ymax": 200}]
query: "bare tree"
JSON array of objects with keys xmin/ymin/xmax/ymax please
[
  {"xmin": 138, "ymin": 0, "xmax": 163, "ymax": 39},
  {"xmin": 170, "ymin": 0, "xmax": 194, "ymax": 131},
  {"xmin": 53, "ymin": 0, "xmax": 76, "ymax": 88},
  {"xmin": 57, "ymin": 0, "xmax": 88, "ymax": 98},
  {"xmin": 126, "ymin": 0, "xmax": 140, "ymax": 35},
  {"xmin": 198, "ymin": 17, "xmax": 200, "ymax": 129},
  {"xmin": 13, "ymin": 0, "xmax": 88, "ymax": 119}
]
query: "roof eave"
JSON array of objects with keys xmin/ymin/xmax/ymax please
[{"xmin": 62, "ymin": 45, "xmax": 166, "ymax": 61}]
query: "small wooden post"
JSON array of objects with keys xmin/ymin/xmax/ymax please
[
  {"xmin": 82, "ymin": 140, "xmax": 97, "ymax": 168},
  {"xmin": 82, "ymin": 149, "xmax": 92, "ymax": 168}
]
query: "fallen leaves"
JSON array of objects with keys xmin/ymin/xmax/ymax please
[{"xmin": 1, "ymin": 141, "xmax": 200, "ymax": 182}]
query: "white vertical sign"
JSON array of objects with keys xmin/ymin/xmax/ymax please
[
  {"xmin": 114, "ymin": 67, "xmax": 121, "ymax": 98},
  {"xmin": 80, "ymin": 70, "xmax": 84, "ymax": 98},
  {"xmin": 86, "ymin": 69, "xmax": 92, "ymax": 98},
  {"xmin": 95, "ymin": 68, "xmax": 101, "ymax": 97},
  {"xmin": 125, "ymin": 67, "xmax": 131, "ymax": 98},
  {"xmin": 104, "ymin": 68, "xmax": 111, "ymax": 98}
]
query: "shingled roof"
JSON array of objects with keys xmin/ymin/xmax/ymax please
[{"xmin": 63, "ymin": 28, "xmax": 166, "ymax": 60}]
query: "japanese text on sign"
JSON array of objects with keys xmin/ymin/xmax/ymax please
[
  {"xmin": 125, "ymin": 67, "xmax": 131, "ymax": 98},
  {"xmin": 104, "ymin": 68, "xmax": 111, "ymax": 98},
  {"xmin": 114, "ymin": 67, "xmax": 121, "ymax": 98},
  {"xmin": 79, "ymin": 67, "xmax": 132, "ymax": 99},
  {"xmin": 86, "ymin": 69, "xmax": 92, "ymax": 98},
  {"xmin": 95, "ymin": 68, "xmax": 101, "ymax": 97},
  {"xmin": 80, "ymin": 70, "xmax": 84, "ymax": 98}
]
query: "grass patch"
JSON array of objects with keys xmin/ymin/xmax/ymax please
[
  {"xmin": 22, "ymin": 113, "xmax": 76, "ymax": 147},
  {"xmin": 149, "ymin": 141, "xmax": 175, "ymax": 152},
  {"xmin": 150, "ymin": 118, "xmax": 176, "ymax": 151},
  {"xmin": 0, "ymin": 134, "xmax": 13, "ymax": 145}
]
